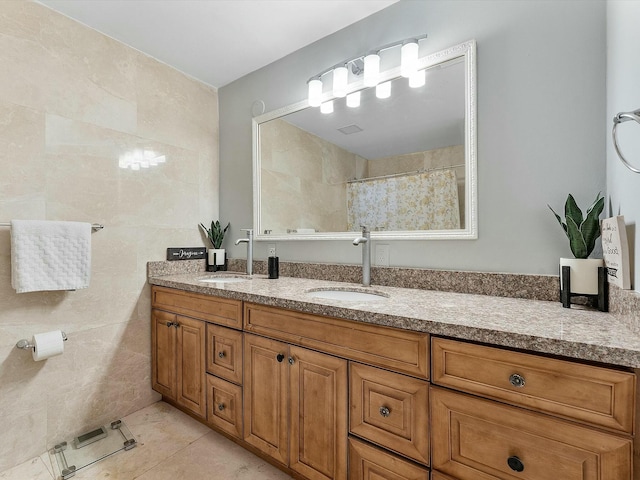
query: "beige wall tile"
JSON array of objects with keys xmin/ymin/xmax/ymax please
[{"xmin": 0, "ymin": 2, "xmax": 218, "ymax": 470}]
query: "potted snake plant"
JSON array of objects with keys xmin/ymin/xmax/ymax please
[
  {"xmin": 200, "ymin": 220, "xmax": 230, "ymax": 271},
  {"xmin": 548, "ymin": 193, "xmax": 605, "ymax": 295}
]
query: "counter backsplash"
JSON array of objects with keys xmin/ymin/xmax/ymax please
[{"xmin": 147, "ymin": 258, "xmax": 640, "ymax": 333}]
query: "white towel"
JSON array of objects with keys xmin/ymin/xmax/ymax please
[{"xmin": 10, "ymin": 220, "xmax": 92, "ymax": 293}]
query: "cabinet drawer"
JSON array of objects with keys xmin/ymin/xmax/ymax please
[
  {"xmin": 431, "ymin": 386, "xmax": 632, "ymax": 480},
  {"xmin": 206, "ymin": 324, "xmax": 243, "ymax": 384},
  {"xmin": 206, "ymin": 374, "xmax": 243, "ymax": 439},
  {"xmin": 348, "ymin": 437, "xmax": 428, "ymax": 480},
  {"xmin": 152, "ymin": 286, "xmax": 242, "ymax": 329},
  {"xmin": 350, "ymin": 363, "xmax": 429, "ymax": 465},
  {"xmin": 244, "ymin": 303, "xmax": 429, "ymax": 379},
  {"xmin": 431, "ymin": 337, "xmax": 636, "ymax": 433}
]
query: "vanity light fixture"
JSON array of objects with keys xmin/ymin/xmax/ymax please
[
  {"xmin": 400, "ymin": 40, "xmax": 419, "ymax": 78},
  {"xmin": 363, "ymin": 53, "xmax": 381, "ymax": 87},
  {"xmin": 332, "ymin": 64, "xmax": 348, "ymax": 97},
  {"xmin": 306, "ymin": 34, "xmax": 427, "ymax": 110},
  {"xmin": 307, "ymin": 77, "xmax": 323, "ymax": 107}
]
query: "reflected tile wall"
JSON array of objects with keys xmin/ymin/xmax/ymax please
[
  {"xmin": 0, "ymin": 1, "xmax": 219, "ymax": 470},
  {"xmin": 261, "ymin": 118, "xmax": 353, "ymax": 233}
]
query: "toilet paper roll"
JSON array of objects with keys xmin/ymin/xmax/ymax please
[{"xmin": 32, "ymin": 330, "xmax": 65, "ymax": 361}]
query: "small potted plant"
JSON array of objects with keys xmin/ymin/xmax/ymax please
[
  {"xmin": 548, "ymin": 193, "xmax": 604, "ymax": 295},
  {"xmin": 200, "ymin": 220, "xmax": 230, "ymax": 271}
]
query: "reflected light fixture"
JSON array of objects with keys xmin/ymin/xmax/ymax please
[
  {"xmin": 409, "ymin": 69, "xmax": 426, "ymax": 88},
  {"xmin": 332, "ymin": 64, "xmax": 348, "ymax": 97},
  {"xmin": 400, "ymin": 40, "xmax": 419, "ymax": 78},
  {"xmin": 376, "ymin": 81, "xmax": 391, "ymax": 99},
  {"xmin": 346, "ymin": 91, "xmax": 361, "ymax": 108},
  {"xmin": 119, "ymin": 149, "xmax": 166, "ymax": 170},
  {"xmin": 320, "ymin": 100, "xmax": 334, "ymax": 114},
  {"xmin": 305, "ymin": 34, "xmax": 427, "ymax": 109}
]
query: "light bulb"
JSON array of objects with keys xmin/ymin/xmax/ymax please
[
  {"xmin": 346, "ymin": 91, "xmax": 361, "ymax": 108},
  {"xmin": 332, "ymin": 65, "xmax": 348, "ymax": 98},
  {"xmin": 401, "ymin": 41, "xmax": 419, "ymax": 78},
  {"xmin": 320, "ymin": 100, "xmax": 334, "ymax": 114},
  {"xmin": 363, "ymin": 53, "xmax": 380, "ymax": 87},
  {"xmin": 308, "ymin": 78, "xmax": 323, "ymax": 107},
  {"xmin": 409, "ymin": 69, "xmax": 426, "ymax": 88},
  {"xmin": 376, "ymin": 81, "xmax": 391, "ymax": 99}
]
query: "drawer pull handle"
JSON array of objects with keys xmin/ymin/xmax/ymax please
[
  {"xmin": 379, "ymin": 406, "xmax": 391, "ymax": 418},
  {"xmin": 218, "ymin": 351, "xmax": 225, "ymax": 358},
  {"xmin": 217, "ymin": 403, "xmax": 225, "ymax": 411},
  {"xmin": 507, "ymin": 456, "xmax": 524, "ymax": 472},
  {"xmin": 509, "ymin": 373, "xmax": 526, "ymax": 388},
  {"xmin": 276, "ymin": 354, "xmax": 285, "ymax": 363}
]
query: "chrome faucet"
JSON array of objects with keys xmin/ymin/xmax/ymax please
[
  {"xmin": 235, "ymin": 228, "xmax": 254, "ymax": 276},
  {"xmin": 353, "ymin": 225, "xmax": 371, "ymax": 287}
]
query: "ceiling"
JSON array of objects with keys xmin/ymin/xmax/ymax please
[{"xmin": 37, "ymin": 0, "xmax": 398, "ymax": 88}]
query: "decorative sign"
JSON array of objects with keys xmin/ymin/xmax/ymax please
[
  {"xmin": 166, "ymin": 247, "xmax": 206, "ymax": 261},
  {"xmin": 601, "ymin": 216, "xmax": 631, "ymax": 289}
]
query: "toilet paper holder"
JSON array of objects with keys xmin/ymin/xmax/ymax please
[{"xmin": 16, "ymin": 332, "xmax": 68, "ymax": 351}]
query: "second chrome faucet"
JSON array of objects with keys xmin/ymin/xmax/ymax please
[
  {"xmin": 353, "ymin": 225, "xmax": 371, "ymax": 287},
  {"xmin": 235, "ymin": 228, "xmax": 253, "ymax": 276}
]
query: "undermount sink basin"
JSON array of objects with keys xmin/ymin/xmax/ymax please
[
  {"xmin": 305, "ymin": 288, "xmax": 389, "ymax": 302},
  {"xmin": 198, "ymin": 276, "xmax": 250, "ymax": 284}
]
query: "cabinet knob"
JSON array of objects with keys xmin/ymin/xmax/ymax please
[
  {"xmin": 217, "ymin": 403, "xmax": 225, "ymax": 411},
  {"xmin": 218, "ymin": 351, "xmax": 225, "ymax": 358},
  {"xmin": 276, "ymin": 354, "xmax": 285, "ymax": 363},
  {"xmin": 166, "ymin": 321, "xmax": 173, "ymax": 327},
  {"xmin": 379, "ymin": 406, "xmax": 391, "ymax": 418},
  {"xmin": 509, "ymin": 373, "xmax": 526, "ymax": 388},
  {"xmin": 507, "ymin": 456, "xmax": 524, "ymax": 472},
  {"xmin": 288, "ymin": 357, "xmax": 295, "ymax": 365}
]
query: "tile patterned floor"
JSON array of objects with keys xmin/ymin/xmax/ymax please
[{"xmin": 0, "ymin": 402, "xmax": 292, "ymax": 480}]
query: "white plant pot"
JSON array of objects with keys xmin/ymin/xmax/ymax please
[
  {"xmin": 559, "ymin": 258, "xmax": 604, "ymax": 295},
  {"xmin": 209, "ymin": 248, "xmax": 226, "ymax": 266}
]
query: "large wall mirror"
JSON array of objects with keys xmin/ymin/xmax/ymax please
[{"xmin": 253, "ymin": 40, "xmax": 476, "ymax": 241}]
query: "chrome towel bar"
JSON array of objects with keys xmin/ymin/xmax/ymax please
[
  {"xmin": 612, "ymin": 109, "xmax": 640, "ymax": 174},
  {"xmin": 0, "ymin": 222, "xmax": 104, "ymax": 231}
]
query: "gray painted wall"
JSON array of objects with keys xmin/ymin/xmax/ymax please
[
  {"xmin": 220, "ymin": 0, "xmax": 606, "ymax": 275},
  {"xmin": 607, "ymin": 0, "xmax": 640, "ymax": 292}
]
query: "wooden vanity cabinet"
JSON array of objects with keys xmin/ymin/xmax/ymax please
[
  {"xmin": 151, "ymin": 308, "xmax": 206, "ymax": 418},
  {"xmin": 243, "ymin": 333, "xmax": 348, "ymax": 480},
  {"xmin": 151, "ymin": 286, "xmax": 242, "ymax": 421}
]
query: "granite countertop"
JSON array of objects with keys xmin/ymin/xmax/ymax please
[{"xmin": 149, "ymin": 272, "xmax": 640, "ymax": 368}]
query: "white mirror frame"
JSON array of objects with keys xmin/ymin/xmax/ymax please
[{"xmin": 252, "ymin": 39, "xmax": 476, "ymax": 241}]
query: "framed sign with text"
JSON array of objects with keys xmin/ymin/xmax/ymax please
[{"xmin": 601, "ymin": 216, "xmax": 631, "ymax": 289}]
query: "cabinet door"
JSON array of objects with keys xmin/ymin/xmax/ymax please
[
  {"xmin": 151, "ymin": 309, "xmax": 177, "ymax": 399},
  {"xmin": 243, "ymin": 334, "xmax": 289, "ymax": 465},
  {"xmin": 176, "ymin": 315, "xmax": 206, "ymax": 418},
  {"xmin": 289, "ymin": 345, "xmax": 348, "ymax": 480}
]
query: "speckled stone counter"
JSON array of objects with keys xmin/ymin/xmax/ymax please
[{"xmin": 149, "ymin": 270, "xmax": 640, "ymax": 368}]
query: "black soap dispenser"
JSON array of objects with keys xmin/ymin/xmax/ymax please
[{"xmin": 268, "ymin": 247, "xmax": 279, "ymax": 279}]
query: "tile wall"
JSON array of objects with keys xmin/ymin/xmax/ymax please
[{"xmin": 0, "ymin": 1, "xmax": 219, "ymax": 470}]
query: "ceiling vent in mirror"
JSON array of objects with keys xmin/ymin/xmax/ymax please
[{"xmin": 338, "ymin": 125, "xmax": 363, "ymax": 135}]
